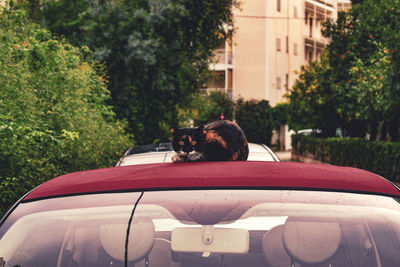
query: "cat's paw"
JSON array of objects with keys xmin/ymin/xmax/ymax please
[
  {"xmin": 172, "ymin": 153, "xmax": 186, "ymax": 163},
  {"xmin": 186, "ymin": 152, "xmax": 206, "ymax": 162}
]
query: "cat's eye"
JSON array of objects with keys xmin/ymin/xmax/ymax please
[
  {"xmin": 191, "ymin": 141, "xmax": 197, "ymax": 145},
  {"xmin": 179, "ymin": 141, "xmax": 184, "ymax": 146}
]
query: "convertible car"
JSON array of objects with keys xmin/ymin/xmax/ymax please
[{"xmin": 1, "ymin": 161, "xmax": 400, "ymax": 267}]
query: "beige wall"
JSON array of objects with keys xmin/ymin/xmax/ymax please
[
  {"xmin": 233, "ymin": 0, "xmax": 308, "ymax": 106},
  {"xmin": 229, "ymin": 0, "xmax": 345, "ymax": 106},
  {"xmin": 233, "ymin": 1, "xmax": 267, "ymax": 100}
]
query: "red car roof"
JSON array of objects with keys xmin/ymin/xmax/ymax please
[{"xmin": 24, "ymin": 161, "xmax": 400, "ymax": 201}]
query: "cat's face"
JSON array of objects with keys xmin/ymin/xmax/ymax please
[{"xmin": 171, "ymin": 125, "xmax": 205, "ymax": 154}]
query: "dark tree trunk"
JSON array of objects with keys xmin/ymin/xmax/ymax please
[
  {"xmin": 369, "ymin": 115, "xmax": 381, "ymax": 141},
  {"xmin": 389, "ymin": 117, "xmax": 400, "ymax": 141},
  {"xmin": 370, "ymin": 123, "xmax": 377, "ymax": 141},
  {"xmin": 380, "ymin": 121, "xmax": 389, "ymax": 141}
]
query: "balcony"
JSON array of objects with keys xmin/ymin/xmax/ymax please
[
  {"xmin": 304, "ymin": 0, "xmax": 333, "ymax": 42},
  {"xmin": 207, "ymin": 69, "xmax": 233, "ymax": 96},
  {"xmin": 210, "ymin": 37, "xmax": 234, "ymax": 71},
  {"xmin": 305, "ymin": 39, "xmax": 325, "ymax": 62}
]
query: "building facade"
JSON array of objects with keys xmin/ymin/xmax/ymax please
[{"xmin": 209, "ymin": 0, "xmax": 351, "ymax": 106}]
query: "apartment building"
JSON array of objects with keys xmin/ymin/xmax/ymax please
[{"xmin": 209, "ymin": 0, "xmax": 352, "ymax": 106}]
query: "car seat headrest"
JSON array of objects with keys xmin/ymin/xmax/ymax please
[
  {"xmin": 100, "ymin": 217, "xmax": 155, "ymax": 262},
  {"xmin": 262, "ymin": 225, "xmax": 291, "ymax": 267},
  {"xmin": 283, "ymin": 217, "xmax": 342, "ymax": 264}
]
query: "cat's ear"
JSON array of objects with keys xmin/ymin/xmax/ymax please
[{"xmin": 171, "ymin": 127, "xmax": 176, "ymax": 134}]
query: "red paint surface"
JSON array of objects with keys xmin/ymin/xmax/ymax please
[{"xmin": 24, "ymin": 162, "xmax": 400, "ymax": 201}]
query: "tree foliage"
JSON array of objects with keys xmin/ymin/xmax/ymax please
[
  {"xmin": 16, "ymin": 0, "xmax": 238, "ymax": 144},
  {"xmin": 270, "ymin": 103, "xmax": 290, "ymax": 130},
  {"xmin": 287, "ymin": 52, "xmax": 345, "ymax": 136},
  {"xmin": 178, "ymin": 90, "xmax": 234, "ymax": 127},
  {"xmin": 235, "ymin": 99, "xmax": 273, "ymax": 145},
  {"xmin": 323, "ymin": 0, "xmax": 400, "ymax": 140},
  {"xmin": 0, "ymin": 8, "xmax": 131, "ymax": 214},
  {"xmin": 287, "ymin": 0, "xmax": 400, "ymax": 140}
]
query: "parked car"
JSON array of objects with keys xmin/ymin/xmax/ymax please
[
  {"xmin": 1, "ymin": 161, "xmax": 400, "ymax": 267},
  {"xmin": 297, "ymin": 128, "xmax": 347, "ymax": 137},
  {"xmin": 297, "ymin": 129, "xmax": 322, "ymax": 136},
  {"xmin": 115, "ymin": 142, "xmax": 280, "ymax": 166}
]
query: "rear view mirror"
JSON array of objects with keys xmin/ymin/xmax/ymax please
[{"xmin": 171, "ymin": 226, "xmax": 249, "ymax": 257}]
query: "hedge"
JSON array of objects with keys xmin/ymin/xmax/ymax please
[{"xmin": 292, "ymin": 134, "xmax": 400, "ymax": 182}]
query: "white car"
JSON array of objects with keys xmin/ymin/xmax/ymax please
[{"xmin": 115, "ymin": 142, "xmax": 280, "ymax": 166}]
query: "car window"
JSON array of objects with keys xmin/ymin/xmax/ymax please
[{"xmin": 1, "ymin": 190, "xmax": 400, "ymax": 267}]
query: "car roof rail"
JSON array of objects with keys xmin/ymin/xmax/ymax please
[{"xmin": 124, "ymin": 143, "xmax": 173, "ymax": 156}]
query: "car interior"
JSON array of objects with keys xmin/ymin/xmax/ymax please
[
  {"xmin": 2, "ymin": 210, "xmax": 400, "ymax": 266},
  {"xmin": 2, "ymin": 191, "xmax": 400, "ymax": 267}
]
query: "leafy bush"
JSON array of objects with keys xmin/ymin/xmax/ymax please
[
  {"xmin": 270, "ymin": 103, "xmax": 290, "ymax": 131},
  {"xmin": 235, "ymin": 99, "xmax": 273, "ymax": 145},
  {"xmin": 292, "ymin": 135, "xmax": 400, "ymax": 182},
  {"xmin": 0, "ymin": 9, "xmax": 132, "ymax": 215},
  {"xmin": 178, "ymin": 90, "xmax": 234, "ymax": 127}
]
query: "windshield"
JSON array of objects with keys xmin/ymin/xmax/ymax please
[{"xmin": 1, "ymin": 190, "xmax": 400, "ymax": 267}]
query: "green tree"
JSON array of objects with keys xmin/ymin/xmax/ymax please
[
  {"xmin": 322, "ymin": 0, "xmax": 400, "ymax": 140},
  {"xmin": 348, "ymin": 44, "xmax": 393, "ymax": 140},
  {"xmin": 287, "ymin": 0, "xmax": 400, "ymax": 140},
  {"xmin": 16, "ymin": 0, "xmax": 238, "ymax": 144},
  {"xmin": 235, "ymin": 99, "xmax": 273, "ymax": 145},
  {"xmin": 270, "ymin": 103, "xmax": 289, "ymax": 130},
  {"xmin": 179, "ymin": 90, "xmax": 234, "ymax": 127},
  {"xmin": 287, "ymin": 52, "xmax": 342, "ymax": 136},
  {"xmin": 0, "ymin": 8, "xmax": 131, "ymax": 214},
  {"xmin": 321, "ymin": 11, "xmax": 373, "ymax": 137}
]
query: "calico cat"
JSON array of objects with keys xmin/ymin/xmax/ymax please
[{"xmin": 171, "ymin": 120, "xmax": 249, "ymax": 163}]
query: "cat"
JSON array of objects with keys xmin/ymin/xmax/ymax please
[{"xmin": 171, "ymin": 120, "xmax": 249, "ymax": 163}]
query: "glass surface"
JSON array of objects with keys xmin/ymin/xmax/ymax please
[
  {"xmin": 1, "ymin": 190, "xmax": 400, "ymax": 267},
  {"xmin": 117, "ymin": 143, "xmax": 277, "ymax": 166}
]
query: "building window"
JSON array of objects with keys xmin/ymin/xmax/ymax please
[
  {"xmin": 227, "ymin": 69, "xmax": 233, "ymax": 92},
  {"xmin": 305, "ymin": 11, "xmax": 308, "ymax": 24},
  {"xmin": 294, "ymin": 43, "xmax": 298, "ymax": 55},
  {"xmin": 276, "ymin": 77, "xmax": 281, "ymax": 90},
  {"xmin": 276, "ymin": 38, "xmax": 281, "ymax": 51},
  {"xmin": 286, "ymin": 36, "xmax": 289, "ymax": 53},
  {"xmin": 294, "ymin": 6, "xmax": 298, "ymax": 18},
  {"xmin": 277, "ymin": 0, "xmax": 281, "ymax": 12},
  {"xmin": 208, "ymin": 71, "xmax": 225, "ymax": 90},
  {"xmin": 304, "ymin": 45, "xmax": 314, "ymax": 61},
  {"xmin": 285, "ymin": 74, "xmax": 289, "ymax": 90}
]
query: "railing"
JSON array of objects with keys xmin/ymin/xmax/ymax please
[{"xmin": 211, "ymin": 49, "xmax": 233, "ymax": 65}]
